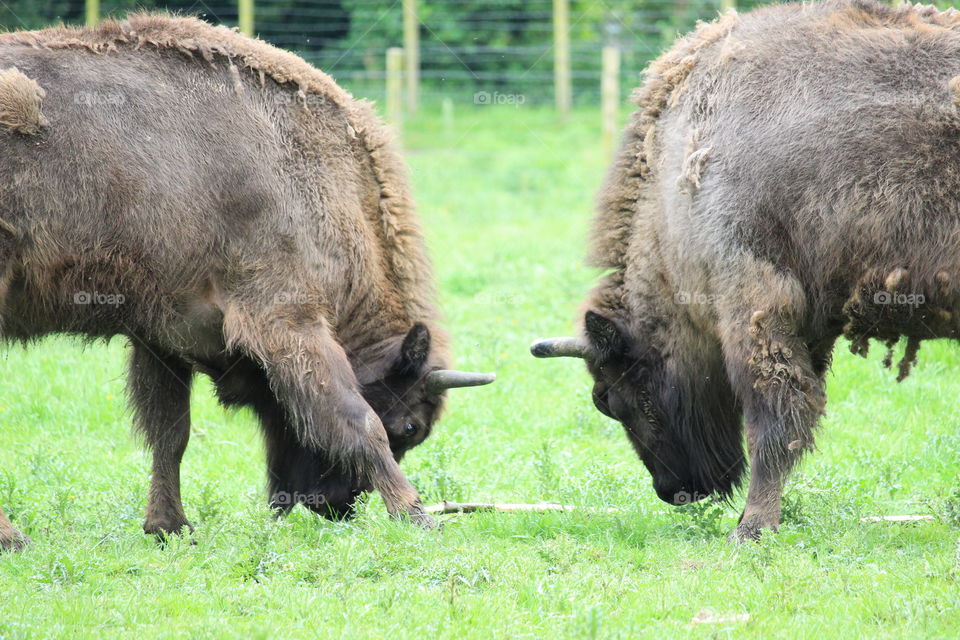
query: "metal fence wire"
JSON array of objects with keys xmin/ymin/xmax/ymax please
[{"xmin": 2, "ymin": 0, "xmax": 773, "ymax": 106}]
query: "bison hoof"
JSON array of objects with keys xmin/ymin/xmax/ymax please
[
  {"xmin": 143, "ymin": 519, "xmax": 194, "ymax": 541},
  {"xmin": 403, "ymin": 505, "xmax": 438, "ymax": 530},
  {"xmin": 727, "ymin": 520, "xmax": 776, "ymax": 544},
  {"xmin": 0, "ymin": 531, "xmax": 31, "ymax": 553}
]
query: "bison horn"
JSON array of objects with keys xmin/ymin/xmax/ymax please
[
  {"xmin": 529, "ymin": 337, "xmax": 590, "ymax": 359},
  {"xmin": 425, "ymin": 370, "xmax": 496, "ymax": 393}
]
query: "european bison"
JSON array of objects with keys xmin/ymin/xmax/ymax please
[
  {"xmin": 0, "ymin": 15, "xmax": 493, "ymax": 551},
  {"xmin": 533, "ymin": 0, "xmax": 960, "ymax": 541}
]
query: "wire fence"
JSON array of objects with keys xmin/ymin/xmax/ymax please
[{"xmin": 2, "ymin": 0, "xmax": 772, "ymax": 107}]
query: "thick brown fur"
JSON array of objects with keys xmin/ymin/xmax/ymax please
[
  {"xmin": 579, "ymin": 0, "xmax": 960, "ymax": 541},
  {"xmin": 0, "ymin": 14, "xmax": 456, "ymax": 545},
  {"xmin": 0, "ymin": 13, "xmax": 442, "ymax": 342}
]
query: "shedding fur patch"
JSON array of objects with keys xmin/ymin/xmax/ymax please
[
  {"xmin": 828, "ymin": 1, "xmax": 960, "ymax": 30},
  {"xmin": 950, "ymin": 74, "xmax": 960, "ymax": 108},
  {"xmin": 842, "ymin": 266, "xmax": 958, "ymax": 381},
  {"xmin": 588, "ymin": 11, "xmax": 737, "ymax": 273},
  {"xmin": 676, "ymin": 130, "xmax": 711, "ymax": 195},
  {"xmin": 630, "ymin": 11, "xmax": 737, "ymax": 179},
  {"xmin": 0, "ymin": 67, "xmax": 47, "ymax": 135},
  {"xmin": 749, "ymin": 311, "xmax": 808, "ymax": 396},
  {"xmin": 747, "ymin": 309, "xmax": 824, "ymax": 460}
]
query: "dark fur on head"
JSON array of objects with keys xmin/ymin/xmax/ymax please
[
  {"xmin": 353, "ymin": 322, "xmax": 446, "ymax": 461},
  {"xmin": 583, "ymin": 311, "xmax": 744, "ymax": 504}
]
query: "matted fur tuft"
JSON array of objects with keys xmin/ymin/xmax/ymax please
[{"xmin": 0, "ymin": 67, "xmax": 46, "ymax": 135}]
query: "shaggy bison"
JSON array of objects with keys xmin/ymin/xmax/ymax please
[
  {"xmin": 0, "ymin": 15, "xmax": 493, "ymax": 551},
  {"xmin": 533, "ymin": 0, "xmax": 960, "ymax": 541}
]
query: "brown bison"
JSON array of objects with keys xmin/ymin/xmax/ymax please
[
  {"xmin": 533, "ymin": 0, "xmax": 960, "ymax": 542},
  {"xmin": 0, "ymin": 15, "xmax": 494, "ymax": 552}
]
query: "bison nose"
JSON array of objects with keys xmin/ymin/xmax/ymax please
[
  {"xmin": 655, "ymin": 484, "xmax": 683, "ymax": 504},
  {"xmin": 653, "ymin": 479, "xmax": 706, "ymax": 505}
]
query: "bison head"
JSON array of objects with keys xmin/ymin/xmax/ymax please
[
  {"xmin": 289, "ymin": 323, "xmax": 493, "ymax": 519},
  {"xmin": 358, "ymin": 322, "xmax": 495, "ymax": 462},
  {"xmin": 215, "ymin": 323, "xmax": 493, "ymax": 520},
  {"xmin": 532, "ymin": 310, "xmax": 745, "ymax": 505}
]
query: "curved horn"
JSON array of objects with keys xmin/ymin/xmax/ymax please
[
  {"xmin": 530, "ymin": 337, "xmax": 590, "ymax": 359},
  {"xmin": 425, "ymin": 370, "xmax": 496, "ymax": 393}
]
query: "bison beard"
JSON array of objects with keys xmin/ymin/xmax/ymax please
[
  {"xmin": 0, "ymin": 15, "xmax": 494, "ymax": 550},
  {"xmin": 581, "ymin": 311, "xmax": 745, "ymax": 505},
  {"xmin": 535, "ymin": 0, "xmax": 960, "ymax": 542},
  {"xmin": 209, "ymin": 358, "xmax": 367, "ymax": 519}
]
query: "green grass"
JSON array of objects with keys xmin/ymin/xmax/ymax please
[{"xmin": 2, "ymin": 105, "xmax": 959, "ymax": 639}]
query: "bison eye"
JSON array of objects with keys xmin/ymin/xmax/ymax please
[{"xmin": 404, "ymin": 422, "xmax": 418, "ymax": 437}]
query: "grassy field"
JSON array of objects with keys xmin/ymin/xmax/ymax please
[{"xmin": 1, "ymin": 105, "xmax": 959, "ymax": 639}]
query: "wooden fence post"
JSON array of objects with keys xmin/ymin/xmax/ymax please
[
  {"xmin": 386, "ymin": 48, "xmax": 404, "ymax": 132},
  {"xmin": 403, "ymin": 0, "xmax": 419, "ymax": 114},
  {"xmin": 86, "ymin": 0, "xmax": 100, "ymax": 27},
  {"xmin": 239, "ymin": 0, "xmax": 255, "ymax": 37},
  {"xmin": 553, "ymin": 0, "xmax": 571, "ymax": 118},
  {"xmin": 601, "ymin": 46, "xmax": 620, "ymax": 159}
]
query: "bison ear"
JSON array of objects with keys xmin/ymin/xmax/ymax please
[
  {"xmin": 395, "ymin": 323, "xmax": 431, "ymax": 375},
  {"xmin": 584, "ymin": 310, "xmax": 627, "ymax": 361}
]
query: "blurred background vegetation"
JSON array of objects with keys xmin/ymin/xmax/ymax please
[{"xmin": 0, "ymin": 0, "xmax": 773, "ymax": 104}]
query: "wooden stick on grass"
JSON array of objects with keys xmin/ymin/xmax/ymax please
[
  {"xmin": 424, "ymin": 501, "xmax": 574, "ymax": 515},
  {"xmin": 859, "ymin": 515, "xmax": 935, "ymax": 523},
  {"xmin": 424, "ymin": 501, "xmax": 621, "ymax": 515},
  {"xmin": 424, "ymin": 503, "xmax": 937, "ymax": 522}
]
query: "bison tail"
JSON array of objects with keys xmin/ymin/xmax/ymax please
[{"xmin": 0, "ymin": 67, "xmax": 47, "ymax": 136}]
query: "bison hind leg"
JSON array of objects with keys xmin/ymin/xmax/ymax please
[{"xmin": 127, "ymin": 344, "xmax": 194, "ymax": 540}]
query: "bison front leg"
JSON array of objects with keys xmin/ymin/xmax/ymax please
[
  {"xmin": 223, "ymin": 302, "xmax": 434, "ymax": 528},
  {"xmin": 0, "ymin": 506, "xmax": 30, "ymax": 552},
  {"xmin": 127, "ymin": 344, "xmax": 194, "ymax": 538},
  {"xmin": 720, "ymin": 278, "xmax": 826, "ymax": 542}
]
